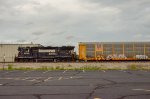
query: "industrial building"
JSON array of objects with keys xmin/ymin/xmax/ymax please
[
  {"xmin": 79, "ymin": 42, "xmax": 150, "ymax": 61},
  {"xmin": 0, "ymin": 44, "xmax": 41, "ymax": 62}
]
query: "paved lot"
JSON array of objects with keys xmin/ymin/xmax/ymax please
[{"xmin": 0, "ymin": 70, "xmax": 150, "ymax": 99}]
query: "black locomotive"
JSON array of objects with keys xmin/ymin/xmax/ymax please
[{"xmin": 15, "ymin": 46, "xmax": 76, "ymax": 62}]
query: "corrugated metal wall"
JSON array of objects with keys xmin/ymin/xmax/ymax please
[
  {"xmin": 86, "ymin": 44, "xmax": 95, "ymax": 58},
  {"xmin": 0, "ymin": 44, "xmax": 40, "ymax": 62},
  {"xmin": 79, "ymin": 42, "xmax": 150, "ymax": 60},
  {"xmin": 103, "ymin": 43, "xmax": 112, "ymax": 58}
]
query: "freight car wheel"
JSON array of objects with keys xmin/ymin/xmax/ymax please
[{"xmin": 53, "ymin": 59, "xmax": 57, "ymax": 62}]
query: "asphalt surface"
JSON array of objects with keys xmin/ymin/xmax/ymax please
[{"xmin": 0, "ymin": 70, "xmax": 149, "ymax": 99}]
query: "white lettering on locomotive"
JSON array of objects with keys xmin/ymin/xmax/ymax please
[{"xmin": 39, "ymin": 49, "xmax": 56, "ymax": 53}]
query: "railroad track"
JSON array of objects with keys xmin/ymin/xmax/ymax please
[{"xmin": 1, "ymin": 60, "xmax": 150, "ymax": 63}]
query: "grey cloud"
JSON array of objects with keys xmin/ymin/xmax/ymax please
[
  {"xmin": 0, "ymin": 0, "xmax": 150, "ymax": 45},
  {"xmin": 65, "ymin": 36, "xmax": 75, "ymax": 40},
  {"xmin": 16, "ymin": 39, "xmax": 26, "ymax": 43},
  {"xmin": 25, "ymin": 22, "xmax": 34, "ymax": 25},
  {"xmin": 32, "ymin": 31, "xmax": 44, "ymax": 36},
  {"xmin": 51, "ymin": 31, "xmax": 65, "ymax": 36}
]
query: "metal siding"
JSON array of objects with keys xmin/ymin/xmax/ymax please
[
  {"xmin": 86, "ymin": 44, "xmax": 95, "ymax": 58},
  {"xmin": 79, "ymin": 44, "xmax": 86, "ymax": 60},
  {"xmin": 103, "ymin": 44, "xmax": 113, "ymax": 57},
  {"xmin": 134, "ymin": 43, "xmax": 144, "ymax": 55},
  {"xmin": 123, "ymin": 43, "xmax": 133, "ymax": 58},
  {"xmin": 86, "ymin": 51, "xmax": 95, "ymax": 58},
  {"xmin": 79, "ymin": 42, "xmax": 150, "ymax": 60},
  {"xmin": 113, "ymin": 44, "xmax": 123, "ymax": 54}
]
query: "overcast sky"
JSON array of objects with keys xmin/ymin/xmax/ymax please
[{"xmin": 0, "ymin": 0, "xmax": 150, "ymax": 46}]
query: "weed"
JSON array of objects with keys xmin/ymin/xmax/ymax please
[
  {"xmin": 68, "ymin": 64, "xmax": 72, "ymax": 67},
  {"xmin": 7, "ymin": 64, "xmax": 14, "ymax": 70},
  {"xmin": 127, "ymin": 64, "xmax": 139, "ymax": 70}
]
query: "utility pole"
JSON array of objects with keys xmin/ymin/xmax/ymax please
[{"xmin": 3, "ymin": 54, "xmax": 5, "ymax": 70}]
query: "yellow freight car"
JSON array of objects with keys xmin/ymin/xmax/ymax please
[{"xmin": 79, "ymin": 42, "xmax": 150, "ymax": 61}]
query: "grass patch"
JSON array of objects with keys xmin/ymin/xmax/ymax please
[
  {"xmin": 36, "ymin": 66, "xmax": 49, "ymax": 70},
  {"xmin": 0, "ymin": 64, "xmax": 149, "ymax": 71},
  {"xmin": 55, "ymin": 66, "xmax": 64, "ymax": 70},
  {"xmin": 7, "ymin": 64, "xmax": 14, "ymax": 70},
  {"xmin": 127, "ymin": 64, "xmax": 150, "ymax": 70},
  {"xmin": 80, "ymin": 66, "xmax": 102, "ymax": 70},
  {"xmin": 128, "ymin": 64, "xmax": 138, "ymax": 70}
]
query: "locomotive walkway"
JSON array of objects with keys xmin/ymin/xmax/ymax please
[{"xmin": 0, "ymin": 70, "xmax": 150, "ymax": 99}]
